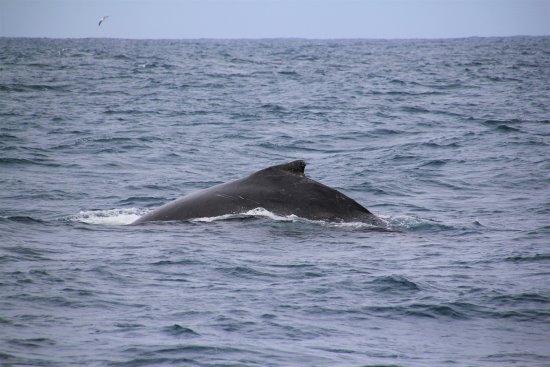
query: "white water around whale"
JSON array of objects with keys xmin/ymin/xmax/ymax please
[
  {"xmin": 69, "ymin": 206, "xmax": 392, "ymax": 229},
  {"xmin": 69, "ymin": 208, "xmax": 144, "ymax": 225}
]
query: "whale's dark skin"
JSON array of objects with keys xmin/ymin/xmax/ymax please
[{"xmin": 131, "ymin": 160, "xmax": 383, "ymax": 225}]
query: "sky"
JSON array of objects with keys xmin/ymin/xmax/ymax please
[{"xmin": 0, "ymin": 0, "xmax": 549, "ymax": 39}]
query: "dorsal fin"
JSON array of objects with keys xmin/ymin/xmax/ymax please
[{"xmin": 260, "ymin": 160, "xmax": 306, "ymax": 176}]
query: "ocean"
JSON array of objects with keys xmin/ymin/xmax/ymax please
[{"xmin": 0, "ymin": 37, "xmax": 549, "ymax": 366}]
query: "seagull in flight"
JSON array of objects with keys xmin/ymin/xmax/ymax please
[{"xmin": 98, "ymin": 16, "xmax": 109, "ymax": 27}]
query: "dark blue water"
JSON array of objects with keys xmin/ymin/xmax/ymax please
[{"xmin": 1, "ymin": 37, "xmax": 549, "ymax": 367}]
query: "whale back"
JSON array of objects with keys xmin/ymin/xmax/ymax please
[{"xmin": 132, "ymin": 160, "xmax": 380, "ymax": 224}]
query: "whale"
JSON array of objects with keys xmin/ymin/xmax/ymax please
[{"xmin": 131, "ymin": 160, "xmax": 383, "ymax": 226}]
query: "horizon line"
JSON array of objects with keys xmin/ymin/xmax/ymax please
[{"xmin": 1, "ymin": 34, "xmax": 548, "ymax": 42}]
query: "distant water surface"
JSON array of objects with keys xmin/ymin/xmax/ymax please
[{"xmin": 1, "ymin": 37, "xmax": 549, "ymax": 367}]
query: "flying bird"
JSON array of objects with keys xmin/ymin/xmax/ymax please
[{"xmin": 98, "ymin": 16, "xmax": 109, "ymax": 27}]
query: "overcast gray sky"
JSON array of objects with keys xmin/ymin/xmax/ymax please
[{"xmin": 1, "ymin": 0, "xmax": 549, "ymax": 39}]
